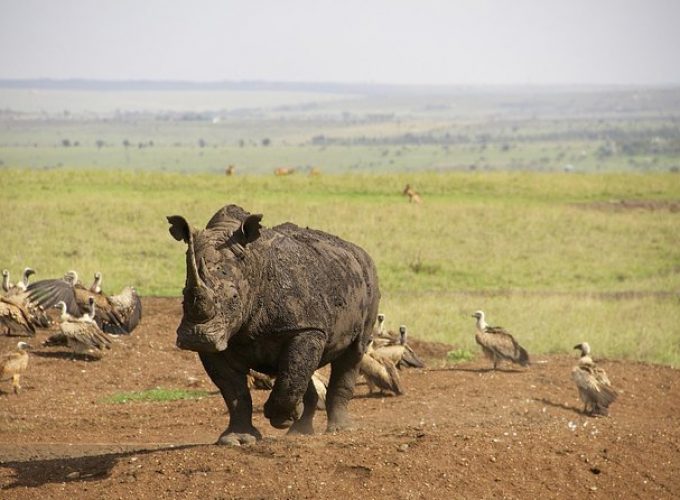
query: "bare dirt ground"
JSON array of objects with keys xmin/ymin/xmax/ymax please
[{"xmin": 1, "ymin": 297, "xmax": 679, "ymax": 499}]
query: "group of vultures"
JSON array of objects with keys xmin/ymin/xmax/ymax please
[
  {"xmin": 0, "ymin": 267, "xmax": 141, "ymax": 393},
  {"xmin": 1, "ymin": 267, "xmax": 616, "ymax": 417}
]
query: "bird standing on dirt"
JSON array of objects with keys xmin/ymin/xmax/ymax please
[
  {"xmin": 571, "ymin": 342, "xmax": 618, "ymax": 416},
  {"xmin": 45, "ymin": 299, "xmax": 112, "ymax": 358},
  {"xmin": 359, "ymin": 352, "xmax": 404, "ymax": 396},
  {"xmin": 0, "ymin": 295, "xmax": 37, "ymax": 337},
  {"xmin": 371, "ymin": 325, "xmax": 425, "ymax": 369},
  {"xmin": 1, "ymin": 341, "xmax": 31, "ymax": 394},
  {"xmin": 472, "ymin": 311, "xmax": 529, "ymax": 370}
]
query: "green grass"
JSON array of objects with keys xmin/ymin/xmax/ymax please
[
  {"xmin": 101, "ymin": 388, "xmax": 211, "ymax": 404},
  {"xmin": 2, "ymin": 168, "xmax": 679, "ymax": 365}
]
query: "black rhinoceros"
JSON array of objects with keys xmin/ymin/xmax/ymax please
[{"xmin": 167, "ymin": 204, "xmax": 380, "ymax": 445}]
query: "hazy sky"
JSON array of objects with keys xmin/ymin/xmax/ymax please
[{"xmin": 1, "ymin": 0, "xmax": 679, "ymax": 85}]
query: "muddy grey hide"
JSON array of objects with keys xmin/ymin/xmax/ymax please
[{"xmin": 167, "ymin": 204, "xmax": 380, "ymax": 445}]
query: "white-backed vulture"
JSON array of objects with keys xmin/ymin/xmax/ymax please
[
  {"xmin": 371, "ymin": 325, "xmax": 424, "ymax": 369},
  {"xmin": 1, "ymin": 270, "xmax": 13, "ymax": 294},
  {"xmin": 311, "ymin": 370, "xmax": 328, "ymax": 410},
  {"xmin": 0, "ymin": 296, "xmax": 36, "ymax": 337},
  {"xmin": 247, "ymin": 369, "xmax": 274, "ymax": 390},
  {"xmin": 2, "ymin": 268, "xmax": 36, "ymax": 295},
  {"xmin": 359, "ymin": 352, "xmax": 404, "ymax": 396},
  {"xmin": 372, "ymin": 313, "xmax": 396, "ymax": 348},
  {"xmin": 27, "ymin": 270, "xmax": 142, "ymax": 334},
  {"xmin": 571, "ymin": 342, "xmax": 618, "ymax": 416},
  {"xmin": 472, "ymin": 310, "xmax": 529, "ymax": 370},
  {"xmin": 1, "ymin": 341, "xmax": 30, "ymax": 394},
  {"xmin": 45, "ymin": 299, "xmax": 112, "ymax": 358},
  {"xmin": 246, "ymin": 369, "xmax": 329, "ymax": 410}
]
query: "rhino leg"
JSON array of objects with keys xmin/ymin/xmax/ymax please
[
  {"xmin": 198, "ymin": 352, "xmax": 262, "ymax": 446},
  {"xmin": 287, "ymin": 378, "xmax": 319, "ymax": 435},
  {"xmin": 326, "ymin": 337, "xmax": 363, "ymax": 433},
  {"xmin": 264, "ymin": 330, "xmax": 326, "ymax": 430}
]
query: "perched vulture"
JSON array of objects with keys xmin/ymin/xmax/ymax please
[
  {"xmin": 247, "ymin": 369, "xmax": 329, "ymax": 410},
  {"xmin": 45, "ymin": 299, "xmax": 112, "ymax": 358},
  {"xmin": 1, "ymin": 341, "xmax": 30, "ymax": 394},
  {"xmin": 372, "ymin": 313, "xmax": 398, "ymax": 348},
  {"xmin": 472, "ymin": 310, "xmax": 529, "ymax": 370},
  {"xmin": 571, "ymin": 342, "xmax": 618, "ymax": 416},
  {"xmin": 0, "ymin": 269, "xmax": 49, "ymax": 328},
  {"xmin": 2, "ymin": 268, "xmax": 35, "ymax": 295},
  {"xmin": 371, "ymin": 325, "xmax": 424, "ymax": 369},
  {"xmin": 27, "ymin": 270, "xmax": 142, "ymax": 334},
  {"xmin": 1, "ymin": 269, "xmax": 13, "ymax": 294},
  {"xmin": 247, "ymin": 369, "xmax": 274, "ymax": 390},
  {"xmin": 311, "ymin": 370, "xmax": 328, "ymax": 410},
  {"xmin": 0, "ymin": 296, "xmax": 37, "ymax": 337},
  {"xmin": 359, "ymin": 352, "xmax": 404, "ymax": 396}
]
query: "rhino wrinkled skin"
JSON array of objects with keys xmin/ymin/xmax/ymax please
[{"xmin": 168, "ymin": 204, "xmax": 380, "ymax": 444}]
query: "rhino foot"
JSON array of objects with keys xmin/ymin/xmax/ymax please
[
  {"xmin": 287, "ymin": 419, "xmax": 315, "ymax": 436},
  {"xmin": 264, "ymin": 399, "xmax": 304, "ymax": 430},
  {"xmin": 216, "ymin": 428, "xmax": 262, "ymax": 446},
  {"xmin": 326, "ymin": 419, "xmax": 354, "ymax": 434}
]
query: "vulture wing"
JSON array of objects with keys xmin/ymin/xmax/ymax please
[
  {"xmin": 483, "ymin": 326, "xmax": 530, "ymax": 366},
  {"xmin": 27, "ymin": 278, "xmax": 79, "ymax": 315},
  {"xmin": 0, "ymin": 297, "xmax": 36, "ymax": 337}
]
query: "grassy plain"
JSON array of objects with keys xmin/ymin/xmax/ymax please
[{"xmin": 2, "ymin": 169, "xmax": 679, "ymax": 365}]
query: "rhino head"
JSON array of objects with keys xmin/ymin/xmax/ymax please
[{"xmin": 167, "ymin": 206, "xmax": 263, "ymax": 353}]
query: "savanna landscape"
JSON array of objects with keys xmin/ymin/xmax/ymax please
[{"xmin": 1, "ymin": 82, "xmax": 679, "ymax": 498}]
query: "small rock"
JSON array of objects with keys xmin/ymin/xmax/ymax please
[
  {"xmin": 66, "ymin": 471, "xmax": 80, "ymax": 479},
  {"xmin": 397, "ymin": 444, "xmax": 409, "ymax": 452}
]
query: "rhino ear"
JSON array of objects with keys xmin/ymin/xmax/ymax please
[
  {"xmin": 167, "ymin": 215, "xmax": 193, "ymax": 244},
  {"xmin": 240, "ymin": 213, "xmax": 263, "ymax": 244}
]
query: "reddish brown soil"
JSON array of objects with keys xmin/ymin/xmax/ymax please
[{"xmin": 1, "ymin": 298, "xmax": 679, "ymax": 499}]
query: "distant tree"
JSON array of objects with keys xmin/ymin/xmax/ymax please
[
  {"xmin": 198, "ymin": 138, "xmax": 206, "ymax": 148},
  {"xmin": 262, "ymin": 138, "xmax": 271, "ymax": 147},
  {"xmin": 61, "ymin": 139, "xmax": 71, "ymax": 147},
  {"xmin": 238, "ymin": 139, "xmax": 245, "ymax": 148},
  {"xmin": 96, "ymin": 139, "xmax": 105, "ymax": 149},
  {"xmin": 123, "ymin": 139, "xmax": 131, "ymax": 148}
]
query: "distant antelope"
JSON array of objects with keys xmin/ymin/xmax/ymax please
[
  {"xmin": 403, "ymin": 184, "xmax": 422, "ymax": 204},
  {"xmin": 275, "ymin": 167, "xmax": 295, "ymax": 176},
  {"xmin": 225, "ymin": 165, "xmax": 236, "ymax": 176}
]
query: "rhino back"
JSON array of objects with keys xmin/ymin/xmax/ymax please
[{"xmin": 246, "ymin": 222, "xmax": 379, "ymax": 349}]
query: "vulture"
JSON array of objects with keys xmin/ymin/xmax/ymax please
[
  {"xmin": 1, "ymin": 269, "xmax": 13, "ymax": 294},
  {"xmin": 359, "ymin": 352, "xmax": 404, "ymax": 396},
  {"xmin": 27, "ymin": 270, "xmax": 142, "ymax": 334},
  {"xmin": 372, "ymin": 313, "xmax": 398, "ymax": 348},
  {"xmin": 1, "ymin": 341, "xmax": 31, "ymax": 394},
  {"xmin": 571, "ymin": 342, "xmax": 618, "ymax": 416},
  {"xmin": 247, "ymin": 369, "xmax": 274, "ymax": 390},
  {"xmin": 472, "ymin": 310, "xmax": 529, "ymax": 370},
  {"xmin": 0, "ymin": 296, "xmax": 37, "ymax": 337},
  {"xmin": 311, "ymin": 370, "xmax": 328, "ymax": 410},
  {"xmin": 2, "ymin": 268, "xmax": 35, "ymax": 295},
  {"xmin": 246, "ymin": 369, "xmax": 329, "ymax": 410},
  {"xmin": 371, "ymin": 325, "xmax": 424, "ymax": 369},
  {"xmin": 45, "ymin": 299, "xmax": 112, "ymax": 358}
]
